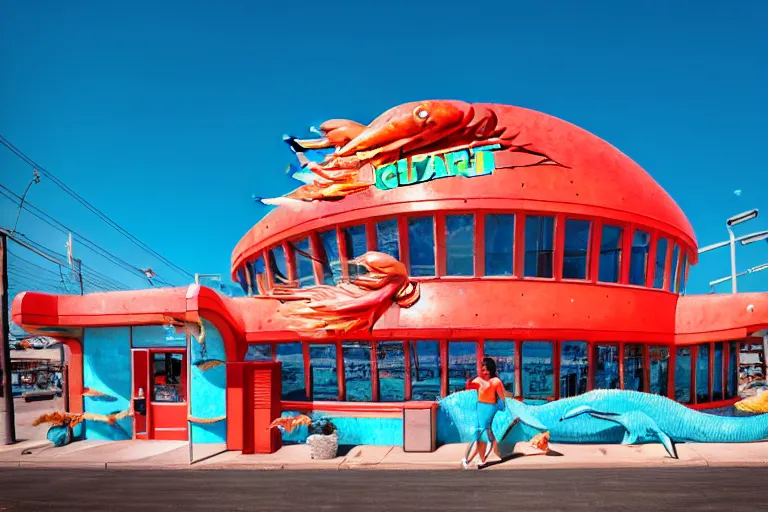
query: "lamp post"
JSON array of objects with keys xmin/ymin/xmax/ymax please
[
  {"xmin": 698, "ymin": 210, "xmax": 760, "ymax": 294},
  {"xmin": 726, "ymin": 209, "xmax": 759, "ymax": 293}
]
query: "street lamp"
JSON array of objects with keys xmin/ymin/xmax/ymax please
[
  {"xmin": 740, "ymin": 231, "xmax": 768, "ymax": 246},
  {"xmin": 698, "ymin": 209, "xmax": 760, "ymax": 294}
]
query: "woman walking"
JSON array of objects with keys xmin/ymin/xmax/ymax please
[{"xmin": 461, "ymin": 357, "xmax": 508, "ymax": 469}]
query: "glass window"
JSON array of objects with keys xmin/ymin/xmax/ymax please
[
  {"xmin": 598, "ymin": 225, "xmax": 623, "ymax": 283},
  {"xmin": 244, "ymin": 343, "xmax": 271, "ymax": 361},
  {"xmin": 675, "ymin": 347, "xmax": 692, "ymax": 403},
  {"xmin": 653, "ymin": 237, "xmax": 669, "ymax": 289},
  {"xmin": 522, "ymin": 342, "xmax": 554, "ymax": 399},
  {"xmin": 410, "ymin": 341, "xmax": 441, "ymax": 401},
  {"xmin": 484, "ymin": 341, "xmax": 515, "ymax": 395},
  {"xmin": 594, "ymin": 345, "xmax": 620, "ymax": 390},
  {"xmin": 132, "ymin": 325, "xmax": 186, "ymax": 348},
  {"xmin": 726, "ymin": 342, "xmax": 738, "ymax": 399},
  {"xmin": 648, "ymin": 346, "xmax": 670, "ymax": 396},
  {"xmin": 524, "ymin": 216, "xmax": 555, "ymax": 278},
  {"xmin": 623, "ymin": 344, "xmax": 644, "ymax": 392},
  {"xmin": 407, "ymin": 217, "xmax": 435, "ymax": 276},
  {"xmin": 696, "ymin": 344, "xmax": 709, "ymax": 403},
  {"xmin": 377, "ymin": 341, "xmax": 405, "ymax": 402},
  {"xmin": 446, "ymin": 214, "xmax": 474, "ymax": 276},
  {"xmin": 629, "ymin": 230, "xmax": 651, "ymax": 286},
  {"xmin": 319, "ymin": 230, "xmax": 341, "ymax": 285},
  {"xmin": 246, "ymin": 256, "xmax": 266, "ymax": 295},
  {"xmin": 560, "ymin": 341, "xmax": 588, "ymax": 398},
  {"xmin": 343, "ymin": 225, "xmax": 368, "ymax": 260},
  {"xmin": 563, "ymin": 219, "xmax": 590, "ymax": 279},
  {"xmin": 679, "ymin": 252, "xmax": 688, "ymax": 295},
  {"xmin": 448, "ymin": 342, "xmax": 477, "ymax": 394},
  {"xmin": 342, "ymin": 342, "xmax": 372, "ymax": 402},
  {"xmin": 309, "ymin": 344, "xmax": 338, "ymax": 401},
  {"xmin": 713, "ymin": 342, "xmax": 724, "ymax": 401},
  {"xmin": 237, "ymin": 267, "xmax": 249, "ymax": 295},
  {"xmin": 484, "ymin": 214, "xmax": 514, "ymax": 276},
  {"xmin": 276, "ymin": 342, "xmax": 306, "ymax": 401},
  {"xmin": 376, "ymin": 219, "xmax": 400, "ymax": 260},
  {"xmin": 293, "ymin": 238, "xmax": 316, "ymax": 288},
  {"xmin": 669, "ymin": 244, "xmax": 680, "ymax": 292},
  {"xmin": 152, "ymin": 353, "xmax": 184, "ymax": 402},
  {"xmin": 269, "ymin": 245, "xmax": 290, "ymax": 286}
]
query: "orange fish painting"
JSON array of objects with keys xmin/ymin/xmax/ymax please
[{"xmin": 267, "ymin": 414, "xmax": 312, "ymax": 433}]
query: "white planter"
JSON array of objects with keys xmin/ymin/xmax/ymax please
[{"xmin": 307, "ymin": 432, "xmax": 338, "ymax": 460}]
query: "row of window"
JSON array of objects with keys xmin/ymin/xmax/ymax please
[
  {"xmin": 244, "ymin": 340, "xmax": 738, "ymax": 404},
  {"xmin": 237, "ymin": 212, "xmax": 691, "ymax": 295}
]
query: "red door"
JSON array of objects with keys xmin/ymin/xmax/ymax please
[{"xmin": 132, "ymin": 349, "xmax": 188, "ymax": 440}]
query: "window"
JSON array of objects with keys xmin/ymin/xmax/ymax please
[
  {"xmin": 623, "ymin": 344, "xmax": 644, "ymax": 392},
  {"xmin": 276, "ymin": 343, "xmax": 306, "ymax": 401},
  {"xmin": 562, "ymin": 219, "xmax": 590, "ymax": 279},
  {"xmin": 342, "ymin": 342, "xmax": 372, "ymax": 402},
  {"xmin": 713, "ymin": 342, "xmax": 724, "ymax": 401},
  {"xmin": 679, "ymin": 252, "xmax": 688, "ymax": 295},
  {"xmin": 726, "ymin": 342, "xmax": 738, "ymax": 399},
  {"xmin": 244, "ymin": 343, "xmax": 271, "ymax": 361},
  {"xmin": 484, "ymin": 341, "xmax": 515, "ymax": 395},
  {"xmin": 594, "ymin": 345, "xmax": 619, "ymax": 390},
  {"xmin": 675, "ymin": 347, "xmax": 692, "ymax": 403},
  {"xmin": 485, "ymin": 214, "xmax": 514, "ymax": 276},
  {"xmin": 696, "ymin": 344, "xmax": 709, "ymax": 403},
  {"xmin": 629, "ymin": 230, "xmax": 650, "ymax": 286},
  {"xmin": 648, "ymin": 346, "xmax": 670, "ymax": 396},
  {"xmin": 319, "ymin": 230, "xmax": 341, "ymax": 285},
  {"xmin": 132, "ymin": 325, "xmax": 186, "ymax": 348},
  {"xmin": 152, "ymin": 353, "xmax": 184, "ymax": 402},
  {"xmin": 524, "ymin": 216, "xmax": 555, "ymax": 278},
  {"xmin": 653, "ymin": 237, "xmax": 668, "ymax": 289},
  {"xmin": 269, "ymin": 245, "xmax": 290, "ymax": 286},
  {"xmin": 293, "ymin": 238, "xmax": 316, "ymax": 288},
  {"xmin": 449, "ymin": 341, "xmax": 477, "ymax": 394},
  {"xmin": 377, "ymin": 341, "xmax": 405, "ymax": 401},
  {"xmin": 522, "ymin": 342, "xmax": 554, "ymax": 399},
  {"xmin": 408, "ymin": 217, "xmax": 435, "ymax": 276},
  {"xmin": 560, "ymin": 341, "xmax": 588, "ymax": 398},
  {"xmin": 599, "ymin": 225, "xmax": 623, "ymax": 283},
  {"xmin": 410, "ymin": 341, "xmax": 441, "ymax": 401},
  {"xmin": 669, "ymin": 244, "xmax": 680, "ymax": 292},
  {"xmin": 446, "ymin": 214, "xmax": 474, "ymax": 276},
  {"xmin": 376, "ymin": 219, "xmax": 400, "ymax": 260},
  {"xmin": 343, "ymin": 225, "xmax": 368, "ymax": 260},
  {"xmin": 309, "ymin": 344, "xmax": 338, "ymax": 401},
  {"xmin": 246, "ymin": 256, "xmax": 266, "ymax": 295}
]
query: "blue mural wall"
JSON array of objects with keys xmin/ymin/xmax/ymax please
[
  {"xmin": 190, "ymin": 319, "xmax": 227, "ymax": 443},
  {"xmin": 82, "ymin": 327, "xmax": 132, "ymax": 441},
  {"xmin": 279, "ymin": 410, "xmax": 403, "ymax": 446}
]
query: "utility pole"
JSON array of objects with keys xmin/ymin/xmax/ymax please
[{"xmin": 0, "ymin": 232, "xmax": 16, "ymax": 444}]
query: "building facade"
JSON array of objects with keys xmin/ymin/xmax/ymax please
[{"xmin": 12, "ymin": 101, "xmax": 768, "ymax": 452}]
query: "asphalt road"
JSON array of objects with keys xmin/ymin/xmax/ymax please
[{"xmin": 0, "ymin": 467, "xmax": 764, "ymax": 511}]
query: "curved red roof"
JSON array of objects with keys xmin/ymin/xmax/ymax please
[{"xmin": 232, "ymin": 103, "xmax": 696, "ymax": 276}]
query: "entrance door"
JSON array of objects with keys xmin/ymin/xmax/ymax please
[
  {"xmin": 149, "ymin": 351, "xmax": 188, "ymax": 440},
  {"xmin": 131, "ymin": 349, "xmax": 188, "ymax": 440}
]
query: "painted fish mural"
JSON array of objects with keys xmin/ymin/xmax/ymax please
[
  {"xmin": 438, "ymin": 389, "xmax": 768, "ymax": 459},
  {"xmin": 257, "ymin": 100, "xmax": 564, "ymax": 205}
]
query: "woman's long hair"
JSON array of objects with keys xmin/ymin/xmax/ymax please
[{"xmin": 482, "ymin": 357, "xmax": 498, "ymax": 378}]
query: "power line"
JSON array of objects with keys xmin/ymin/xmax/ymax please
[
  {"xmin": 0, "ymin": 134, "xmax": 193, "ymax": 280},
  {"xmin": 0, "ymin": 185, "xmax": 176, "ymax": 287}
]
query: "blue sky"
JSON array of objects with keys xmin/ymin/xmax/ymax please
[{"xmin": 1, "ymin": 0, "xmax": 766, "ymax": 297}]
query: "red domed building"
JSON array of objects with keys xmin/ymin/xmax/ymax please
[{"xmin": 12, "ymin": 101, "xmax": 768, "ymax": 453}]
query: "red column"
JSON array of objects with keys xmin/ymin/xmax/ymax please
[
  {"xmin": 553, "ymin": 215, "xmax": 566, "ymax": 281},
  {"xmin": 62, "ymin": 338, "xmax": 83, "ymax": 414},
  {"xmin": 475, "ymin": 213, "xmax": 485, "ymax": 277}
]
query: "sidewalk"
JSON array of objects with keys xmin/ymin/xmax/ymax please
[{"xmin": 2, "ymin": 439, "xmax": 768, "ymax": 470}]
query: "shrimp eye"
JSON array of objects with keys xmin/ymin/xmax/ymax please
[{"xmin": 413, "ymin": 106, "xmax": 429, "ymax": 120}]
